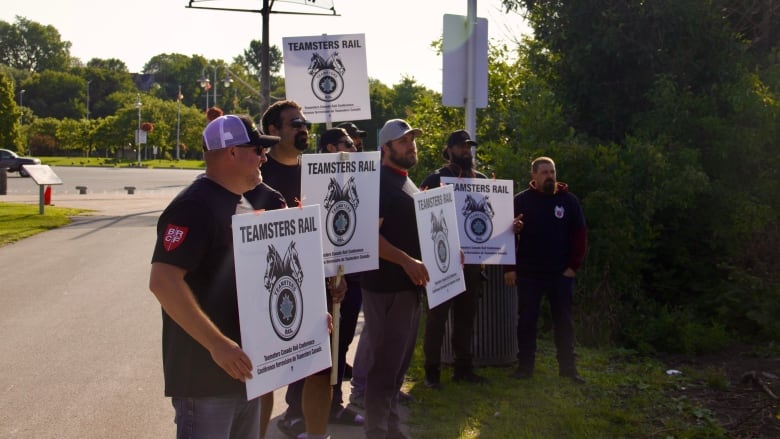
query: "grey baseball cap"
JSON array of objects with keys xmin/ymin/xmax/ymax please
[{"xmin": 378, "ymin": 119, "xmax": 422, "ymax": 149}]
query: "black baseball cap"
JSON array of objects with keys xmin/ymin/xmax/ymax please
[
  {"xmin": 338, "ymin": 122, "xmax": 367, "ymax": 138},
  {"xmin": 443, "ymin": 129, "xmax": 477, "ymax": 159}
]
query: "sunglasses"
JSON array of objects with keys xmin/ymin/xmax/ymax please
[
  {"xmin": 236, "ymin": 145, "xmax": 270, "ymax": 156},
  {"xmin": 290, "ymin": 118, "xmax": 312, "ymax": 129}
]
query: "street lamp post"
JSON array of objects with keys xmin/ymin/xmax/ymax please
[
  {"xmin": 19, "ymin": 89, "xmax": 25, "ymax": 126},
  {"xmin": 176, "ymin": 85, "xmax": 182, "ymax": 161},
  {"xmin": 86, "ymin": 80, "xmax": 91, "ymax": 120},
  {"xmin": 135, "ymin": 93, "xmax": 142, "ymax": 167},
  {"xmin": 198, "ymin": 65, "xmax": 233, "ymax": 111}
]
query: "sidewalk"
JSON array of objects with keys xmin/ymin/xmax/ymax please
[{"xmin": 3, "ymin": 191, "xmax": 412, "ymax": 439}]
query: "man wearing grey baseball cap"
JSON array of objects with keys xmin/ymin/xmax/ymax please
[
  {"xmin": 361, "ymin": 118, "xmax": 428, "ymax": 439},
  {"xmin": 149, "ymin": 114, "xmax": 282, "ymax": 439}
]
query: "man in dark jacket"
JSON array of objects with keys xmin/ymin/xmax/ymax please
[{"xmin": 504, "ymin": 156, "xmax": 588, "ymax": 384}]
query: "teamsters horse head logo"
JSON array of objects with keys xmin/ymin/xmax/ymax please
[
  {"xmin": 323, "ymin": 176, "xmax": 359, "ymax": 247},
  {"xmin": 308, "ymin": 51, "xmax": 346, "ymax": 102},
  {"xmin": 430, "ymin": 209, "xmax": 451, "ymax": 273},
  {"xmin": 461, "ymin": 194, "xmax": 495, "ymax": 243},
  {"xmin": 264, "ymin": 242, "xmax": 304, "ymax": 341}
]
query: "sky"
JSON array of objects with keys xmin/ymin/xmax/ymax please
[{"xmin": 1, "ymin": 0, "xmax": 529, "ymax": 91}]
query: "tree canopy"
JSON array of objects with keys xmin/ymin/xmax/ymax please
[{"xmin": 0, "ymin": 16, "xmax": 71, "ymax": 72}]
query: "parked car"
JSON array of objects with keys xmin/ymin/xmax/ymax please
[{"xmin": 0, "ymin": 149, "xmax": 41, "ymax": 177}]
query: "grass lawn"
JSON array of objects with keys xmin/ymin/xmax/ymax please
[
  {"xmin": 39, "ymin": 156, "xmax": 204, "ymax": 170},
  {"xmin": 0, "ymin": 202, "xmax": 88, "ymax": 247},
  {"xmin": 404, "ymin": 333, "xmax": 728, "ymax": 438}
]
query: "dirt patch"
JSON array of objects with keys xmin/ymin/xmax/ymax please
[{"xmin": 661, "ymin": 343, "xmax": 780, "ymax": 438}]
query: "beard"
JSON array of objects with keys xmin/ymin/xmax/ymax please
[
  {"xmin": 542, "ymin": 178, "xmax": 556, "ymax": 194},
  {"xmin": 451, "ymin": 154, "xmax": 474, "ymax": 170},
  {"xmin": 388, "ymin": 147, "xmax": 417, "ymax": 169},
  {"xmin": 293, "ymin": 132, "xmax": 309, "ymax": 151}
]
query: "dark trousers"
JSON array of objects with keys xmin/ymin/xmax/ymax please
[
  {"xmin": 283, "ymin": 276, "xmax": 363, "ymax": 417},
  {"xmin": 516, "ymin": 275, "xmax": 577, "ymax": 374},
  {"xmin": 332, "ymin": 276, "xmax": 362, "ymax": 407},
  {"xmin": 422, "ymin": 264, "xmax": 483, "ymax": 373},
  {"xmin": 362, "ymin": 288, "xmax": 421, "ymax": 439}
]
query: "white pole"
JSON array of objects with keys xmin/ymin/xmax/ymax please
[
  {"xmin": 136, "ymin": 93, "xmax": 142, "ymax": 167},
  {"xmin": 212, "ymin": 66, "xmax": 218, "ymax": 108},
  {"xmin": 176, "ymin": 85, "xmax": 181, "ymax": 161},
  {"xmin": 466, "ymin": 0, "xmax": 477, "ymax": 147}
]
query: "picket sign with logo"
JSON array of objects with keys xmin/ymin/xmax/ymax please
[
  {"xmin": 282, "ymin": 33, "xmax": 371, "ymax": 123},
  {"xmin": 300, "ymin": 151, "xmax": 380, "ymax": 277},
  {"xmin": 413, "ymin": 184, "xmax": 466, "ymax": 309},
  {"xmin": 232, "ymin": 205, "xmax": 331, "ymax": 400},
  {"xmin": 439, "ymin": 177, "xmax": 516, "ymax": 265}
]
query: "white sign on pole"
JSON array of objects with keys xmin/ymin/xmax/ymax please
[
  {"xmin": 413, "ymin": 185, "xmax": 466, "ymax": 308},
  {"xmin": 282, "ymin": 33, "xmax": 371, "ymax": 123},
  {"xmin": 442, "ymin": 14, "xmax": 488, "ymax": 108},
  {"xmin": 300, "ymin": 151, "xmax": 381, "ymax": 277},
  {"xmin": 232, "ymin": 205, "xmax": 331, "ymax": 400},
  {"xmin": 135, "ymin": 130, "xmax": 147, "ymax": 145},
  {"xmin": 440, "ymin": 177, "xmax": 516, "ymax": 265}
]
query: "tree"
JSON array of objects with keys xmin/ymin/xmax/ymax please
[
  {"xmin": 76, "ymin": 63, "xmax": 136, "ymax": 119},
  {"xmin": 22, "ymin": 70, "xmax": 86, "ymax": 119},
  {"xmin": 86, "ymin": 58, "xmax": 128, "ymax": 72},
  {"xmin": 0, "ymin": 16, "xmax": 71, "ymax": 72},
  {"xmin": 234, "ymin": 39, "xmax": 283, "ymax": 78},
  {"xmin": 0, "ymin": 71, "xmax": 22, "ymax": 151}
]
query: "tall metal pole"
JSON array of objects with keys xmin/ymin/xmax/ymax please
[
  {"xmin": 212, "ymin": 66, "xmax": 218, "ymax": 108},
  {"xmin": 19, "ymin": 89, "xmax": 25, "ymax": 126},
  {"xmin": 136, "ymin": 93, "xmax": 142, "ymax": 167},
  {"xmin": 466, "ymin": 0, "xmax": 477, "ymax": 147},
  {"xmin": 86, "ymin": 80, "xmax": 91, "ymax": 120},
  {"xmin": 261, "ymin": 0, "xmax": 271, "ymax": 113},
  {"xmin": 176, "ymin": 85, "xmax": 181, "ymax": 160},
  {"xmin": 176, "ymin": 85, "xmax": 182, "ymax": 161}
]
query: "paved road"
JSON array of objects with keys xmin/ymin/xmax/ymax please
[
  {"xmin": 3, "ymin": 166, "xmax": 203, "ymax": 197},
  {"xmin": 0, "ymin": 168, "xmax": 388, "ymax": 439}
]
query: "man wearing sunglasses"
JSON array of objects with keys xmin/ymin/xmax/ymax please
[
  {"xmin": 261, "ymin": 100, "xmax": 312, "ymax": 207},
  {"xmin": 261, "ymin": 101, "xmax": 342, "ymax": 439},
  {"xmin": 337, "ymin": 122, "xmax": 368, "ymax": 152},
  {"xmin": 149, "ymin": 115, "xmax": 283, "ymax": 439}
]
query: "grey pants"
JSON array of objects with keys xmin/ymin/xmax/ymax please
[{"xmin": 362, "ymin": 288, "xmax": 421, "ymax": 439}]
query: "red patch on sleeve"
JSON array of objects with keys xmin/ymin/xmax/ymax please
[{"xmin": 163, "ymin": 224, "xmax": 188, "ymax": 251}]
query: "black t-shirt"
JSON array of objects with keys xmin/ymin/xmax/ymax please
[
  {"xmin": 361, "ymin": 165, "xmax": 421, "ymax": 292},
  {"xmin": 262, "ymin": 154, "xmax": 301, "ymax": 207},
  {"xmin": 151, "ymin": 177, "xmax": 284, "ymax": 397},
  {"xmin": 244, "ymin": 182, "xmax": 287, "ymax": 210}
]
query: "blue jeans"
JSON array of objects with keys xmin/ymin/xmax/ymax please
[{"xmin": 172, "ymin": 394, "xmax": 260, "ymax": 439}]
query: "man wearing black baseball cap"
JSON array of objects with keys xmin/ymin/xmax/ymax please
[
  {"xmin": 149, "ymin": 114, "xmax": 283, "ymax": 439},
  {"xmin": 337, "ymin": 122, "xmax": 368, "ymax": 152},
  {"xmin": 420, "ymin": 128, "xmax": 488, "ymax": 389}
]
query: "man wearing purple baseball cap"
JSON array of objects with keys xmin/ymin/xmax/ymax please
[{"xmin": 149, "ymin": 115, "xmax": 283, "ymax": 439}]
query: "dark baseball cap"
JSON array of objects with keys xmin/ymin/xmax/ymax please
[
  {"xmin": 338, "ymin": 122, "xmax": 367, "ymax": 138},
  {"xmin": 443, "ymin": 129, "xmax": 477, "ymax": 159},
  {"xmin": 446, "ymin": 129, "xmax": 478, "ymax": 148}
]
